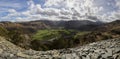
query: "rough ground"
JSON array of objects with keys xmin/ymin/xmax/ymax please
[{"xmin": 0, "ymin": 36, "xmax": 120, "ymax": 59}]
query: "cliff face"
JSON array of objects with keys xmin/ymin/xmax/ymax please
[{"xmin": 0, "ymin": 36, "xmax": 119, "ymax": 59}]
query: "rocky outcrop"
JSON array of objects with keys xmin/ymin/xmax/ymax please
[{"xmin": 0, "ymin": 36, "xmax": 120, "ymax": 59}]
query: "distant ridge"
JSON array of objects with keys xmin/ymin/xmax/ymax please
[{"xmin": 0, "ymin": 20, "xmax": 104, "ymax": 32}]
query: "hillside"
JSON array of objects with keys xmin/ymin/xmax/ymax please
[
  {"xmin": 0, "ymin": 20, "xmax": 102, "ymax": 34},
  {"xmin": 74, "ymin": 20, "xmax": 120, "ymax": 45},
  {"xmin": 0, "ymin": 36, "xmax": 119, "ymax": 59},
  {"xmin": 0, "ymin": 20, "xmax": 120, "ymax": 51},
  {"xmin": 96, "ymin": 20, "xmax": 120, "ymax": 32},
  {"xmin": 0, "ymin": 21, "xmax": 49, "ymax": 34},
  {"xmin": 0, "ymin": 20, "xmax": 120, "ymax": 59},
  {"xmin": 0, "ymin": 20, "xmax": 104, "ymax": 50}
]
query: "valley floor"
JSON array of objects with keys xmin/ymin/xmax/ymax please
[{"xmin": 0, "ymin": 36, "xmax": 120, "ymax": 59}]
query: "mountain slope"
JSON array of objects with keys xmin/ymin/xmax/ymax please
[
  {"xmin": 0, "ymin": 21, "xmax": 49, "ymax": 34},
  {"xmin": 75, "ymin": 20, "xmax": 120, "ymax": 46},
  {"xmin": 0, "ymin": 36, "xmax": 119, "ymax": 59}
]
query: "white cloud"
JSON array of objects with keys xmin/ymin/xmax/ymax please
[
  {"xmin": 1, "ymin": 0, "xmax": 120, "ymax": 22},
  {"xmin": 116, "ymin": 0, "xmax": 120, "ymax": 9},
  {"xmin": 8, "ymin": 9, "xmax": 17, "ymax": 13}
]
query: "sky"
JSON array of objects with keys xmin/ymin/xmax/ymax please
[{"xmin": 0, "ymin": 0, "xmax": 120, "ymax": 22}]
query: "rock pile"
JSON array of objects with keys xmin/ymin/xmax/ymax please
[{"xmin": 0, "ymin": 36, "xmax": 120, "ymax": 59}]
